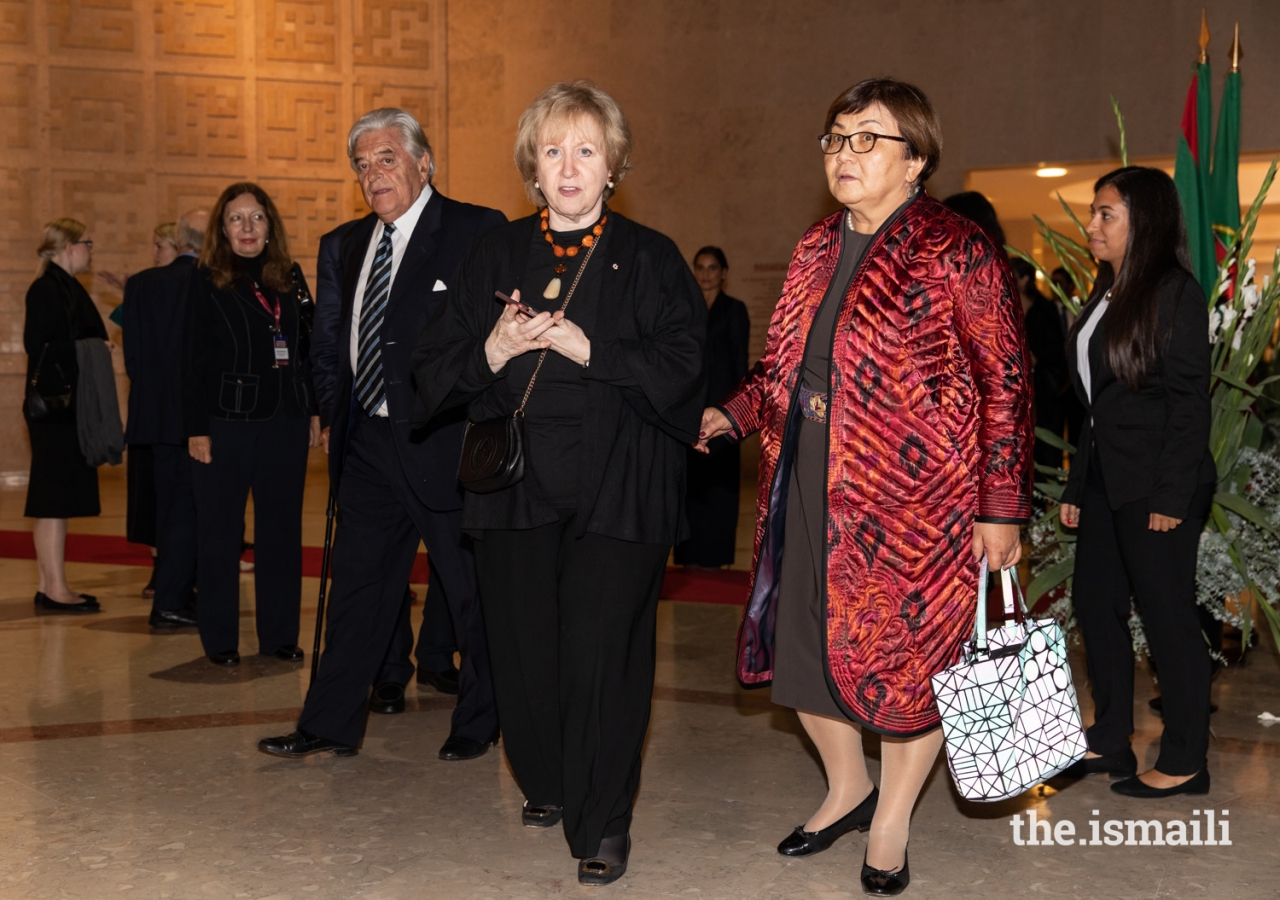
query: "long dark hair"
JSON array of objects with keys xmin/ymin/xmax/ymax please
[
  {"xmin": 201, "ymin": 182, "xmax": 294, "ymax": 292},
  {"xmin": 1074, "ymin": 166, "xmax": 1192, "ymax": 390},
  {"xmin": 942, "ymin": 191, "xmax": 1007, "ymax": 252}
]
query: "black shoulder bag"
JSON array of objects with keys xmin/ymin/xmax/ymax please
[
  {"xmin": 25, "ymin": 343, "xmax": 72, "ymax": 420},
  {"xmin": 458, "ymin": 237, "xmax": 599, "ymax": 493}
]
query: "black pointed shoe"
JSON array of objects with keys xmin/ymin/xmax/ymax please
[
  {"xmin": 273, "ymin": 645, "xmax": 304, "ymax": 662},
  {"xmin": 369, "ymin": 682, "xmax": 406, "ymax": 715},
  {"xmin": 149, "ymin": 608, "xmax": 198, "ymax": 629},
  {"xmin": 257, "ymin": 729, "xmax": 358, "ymax": 758},
  {"xmin": 33, "ymin": 592, "xmax": 99, "ymax": 614},
  {"xmin": 1111, "ymin": 768, "xmax": 1209, "ymax": 798},
  {"xmin": 777, "ymin": 786, "xmax": 879, "ymax": 857},
  {"xmin": 1058, "ymin": 747, "xmax": 1138, "ymax": 780},
  {"xmin": 208, "ymin": 651, "xmax": 240, "ymax": 667},
  {"xmin": 438, "ymin": 733, "xmax": 497, "ymax": 761},
  {"xmin": 522, "ymin": 801, "xmax": 563, "ymax": 828},
  {"xmin": 862, "ymin": 848, "xmax": 910, "ymax": 896}
]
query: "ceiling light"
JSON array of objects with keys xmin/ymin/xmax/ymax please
[{"xmin": 1036, "ymin": 166, "xmax": 1068, "ymax": 178}]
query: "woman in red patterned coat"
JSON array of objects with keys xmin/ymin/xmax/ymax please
[{"xmin": 698, "ymin": 79, "xmax": 1033, "ymax": 895}]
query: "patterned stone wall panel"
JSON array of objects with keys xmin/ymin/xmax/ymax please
[
  {"xmin": 352, "ymin": 0, "xmax": 434, "ymax": 71},
  {"xmin": 0, "ymin": 0, "xmax": 30, "ymax": 45},
  {"xmin": 0, "ymin": 167, "xmax": 41, "ymax": 276},
  {"xmin": 0, "ymin": 64, "xmax": 35, "ymax": 151},
  {"xmin": 49, "ymin": 67, "xmax": 146, "ymax": 156},
  {"xmin": 48, "ymin": 0, "xmax": 137, "ymax": 53},
  {"xmin": 50, "ymin": 169, "xmax": 152, "ymax": 313},
  {"xmin": 256, "ymin": 176, "xmax": 345, "ymax": 281},
  {"xmin": 156, "ymin": 74, "xmax": 247, "ymax": 161},
  {"xmin": 257, "ymin": 80, "xmax": 341, "ymax": 167},
  {"xmin": 155, "ymin": 172, "xmax": 246, "ymax": 225},
  {"xmin": 352, "ymin": 82, "xmax": 440, "ymax": 138},
  {"xmin": 261, "ymin": 0, "xmax": 336, "ymax": 65},
  {"xmin": 154, "ymin": 0, "xmax": 240, "ymax": 59}
]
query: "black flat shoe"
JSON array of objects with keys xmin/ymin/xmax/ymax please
[
  {"xmin": 438, "ymin": 733, "xmax": 497, "ymax": 761},
  {"xmin": 417, "ymin": 666, "xmax": 460, "ymax": 695},
  {"xmin": 78, "ymin": 593, "xmax": 99, "ymax": 608},
  {"xmin": 149, "ymin": 608, "xmax": 198, "ymax": 629},
  {"xmin": 862, "ymin": 848, "xmax": 909, "ymax": 896},
  {"xmin": 257, "ymin": 729, "xmax": 358, "ymax": 758},
  {"xmin": 273, "ymin": 645, "xmax": 304, "ymax": 662},
  {"xmin": 208, "ymin": 651, "xmax": 240, "ymax": 667},
  {"xmin": 777, "ymin": 786, "xmax": 879, "ymax": 857},
  {"xmin": 33, "ymin": 592, "xmax": 99, "ymax": 614},
  {"xmin": 369, "ymin": 682, "xmax": 406, "ymax": 715},
  {"xmin": 578, "ymin": 834, "xmax": 629, "ymax": 886},
  {"xmin": 1111, "ymin": 768, "xmax": 1209, "ymax": 798},
  {"xmin": 1058, "ymin": 747, "xmax": 1137, "ymax": 780},
  {"xmin": 522, "ymin": 801, "xmax": 563, "ymax": 828}
]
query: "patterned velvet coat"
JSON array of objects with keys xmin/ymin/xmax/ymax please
[{"xmin": 719, "ymin": 194, "xmax": 1033, "ymax": 736}]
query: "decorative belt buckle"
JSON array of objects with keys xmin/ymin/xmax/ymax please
[{"xmin": 800, "ymin": 387, "xmax": 828, "ymax": 423}]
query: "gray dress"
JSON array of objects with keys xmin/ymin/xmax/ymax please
[{"xmin": 771, "ymin": 222, "xmax": 872, "ymax": 717}]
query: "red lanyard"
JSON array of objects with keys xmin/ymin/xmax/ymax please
[{"xmin": 249, "ymin": 281, "xmax": 282, "ymax": 332}]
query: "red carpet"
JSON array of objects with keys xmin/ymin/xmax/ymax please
[{"xmin": 0, "ymin": 530, "xmax": 749, "ymax": 606}]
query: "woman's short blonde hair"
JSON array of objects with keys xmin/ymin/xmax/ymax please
[
  {"xmin": 154, "ymin": 222, "xmax": 178, "ymax": 245},
  {"xmin": 37, "ymin": 218, "xmax": 87, "ymax": 260},
  {"xmin": 514, "ymin": 81, "xmax": 633, "ymax": 207}
]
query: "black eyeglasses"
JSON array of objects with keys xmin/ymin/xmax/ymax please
[
  {"xmin": 819, "ymin": 131, "xmax": 910, "ymax": 155},
  {"xmin": 74, "ymin": 239, "xmax": 94, "ymax": 249}
]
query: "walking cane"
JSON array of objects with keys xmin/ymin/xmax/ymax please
[{"xmin": 308, "ymin": 489, "xmax": 337, "ymax": 688}]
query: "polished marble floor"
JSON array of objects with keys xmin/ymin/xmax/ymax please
[{"xmin": 0, "ymin": 455, "xmax": 1277, "ymax": 899}]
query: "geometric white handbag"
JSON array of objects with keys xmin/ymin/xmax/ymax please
[{"xmin": 930, "ymin": 559, "xmax": 1088, "ymax": 802}]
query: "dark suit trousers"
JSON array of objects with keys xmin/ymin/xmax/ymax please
[
  {"xmin": 378, "ymin": 561, "xmax": 457, "ymax": 684},
  {"xmin": 191, "ymin": 416, "xmax": 309, "ymax": 655},
  {"xmin": 475, "ymin": 515, "xmax": 668, "ymax": 858},
  {"xmin": 299, "ymin": 414, "xmax": 495, "ymax": 747},
  {"xmin": 151, "ymin": 443, "xmax": 197, "ymax": 613},
  {"xmin": 1071, "ymin": 459, "xmax": 1213, "ymax": 775}
]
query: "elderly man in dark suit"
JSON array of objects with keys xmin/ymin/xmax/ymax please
[
  {"xmin": 122, "ymin": 209, "xmax": 209, "ymax": 630},
  {"xmin": 259, "ymin": 108, "xmax": 504, "ymax": 761}
]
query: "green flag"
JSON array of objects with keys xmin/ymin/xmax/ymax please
[
  {"xmin": 1209, "ymin": 68, "xmax": 1242, "ymax": 258},
  {"xmin": 1173, "ymin": 61, "xmax": 1217, "ymax": 294}
]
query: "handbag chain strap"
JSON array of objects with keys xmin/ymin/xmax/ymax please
[
  {"xmin": 515, "ymin": 232, "xmax": 601, "ymax": 417},
  {"xmin": 30, "ymin": 342, "xmax": 51, "ymax": 387}
]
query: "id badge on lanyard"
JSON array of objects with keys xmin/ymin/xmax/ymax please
[{"xmin": 250, "ymin": 282, "xmax": 290, "ymax": 368}]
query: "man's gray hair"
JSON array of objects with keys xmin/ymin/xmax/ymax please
[
  {"xmin": 347, "ymin": 108, "xmax": 435, "ymax": 181},
  {"xmin": 175, "ymin": 209, "xmax": 209, "ymax": 254}
]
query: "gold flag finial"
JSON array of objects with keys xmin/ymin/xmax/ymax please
[
  {"xmin": 1229, "ymin": 22, "xmax": 1243, "ymax": 71},
  {"xmin": 1198, "ymin": 8, "xmax": 1210, "ymax": 64}
]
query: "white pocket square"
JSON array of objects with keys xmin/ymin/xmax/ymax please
[{"xmin": 432, "ymin": 279, "xmax": 447, "ymax": 291}]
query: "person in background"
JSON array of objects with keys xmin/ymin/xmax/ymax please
[
  {"xmin": 122, "ymin": 210, "xmax": 209, "ymax": 630},
  {"xmin": 182, "ymin": 183, "xmax": 320, "ymax": 667},
  {"xmin": 675, "ymin": 246, "xmax": 749, "ymax": 568},
  {"xmin": 1058, "ymin": 166, "xmax": 1216, "ymax": 799},
  {"xmin": 1011, "ymin": 256, "xmax": 1068, "ymax": 473},
  {"xmin": 24, "ymin": 219, "xmax": 111, "ymax": 614},
  {"xmin": 941, "ymin": 191, "xmax": 1007, "ymax": 253},
  {"xmin": 102, "ymin": 223, "xmax": 181, "ymax": 302}
]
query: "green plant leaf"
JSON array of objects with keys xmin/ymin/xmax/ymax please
[
  {"xmin": 1034, "ymin": 427, "xmax": 1077, "ymax": 453},
  {"xmin": 1027, "ymin": 556, "xmax": 1076, "ymax": 605},
  {"xmin": 1111, "ymin": 95, "xmax": 1128, "ymax": 166},
  {"xmin": 1213, "ymin": 492, "xmax": 1279, "ymax": 536}
]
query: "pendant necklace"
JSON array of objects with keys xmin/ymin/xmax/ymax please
[{"xmin": 541, "ymin": 208, "xmax": 607, "ymax": 299}]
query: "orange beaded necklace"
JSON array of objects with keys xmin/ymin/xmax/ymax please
[{"xmin": 541, "ymin": 207, "xmax": 607, "ymax": 275}]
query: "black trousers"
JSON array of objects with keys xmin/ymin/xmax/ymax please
[
  {"xmin": 1071, "ymin": 457, "xmax": 1213, "ymax": 775},
  {"xmin": 191, "ymin": 415, "xmax": 309, "ymax": 655},
  {"xmin": 126, "ymin": 443, "xmax": 158, "ymax": 546},
  {"xmin": 298, "ymin": 414, "xmax": 495, "ymax": 747},
  {"xmin": 475, "ymin": 514, "xmax": 669, "ymax": 858},
  {"xmin": 379, "ymin": 562, "xmax": 458, "ymax": 684},
  {"xmin": 151, "ymin": 443, "xmax": 197, "ymax": 614}
]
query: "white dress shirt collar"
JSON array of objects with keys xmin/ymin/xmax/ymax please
[{"xmin": 376, "ymin": 183, "xmax": 433, "ymax": 244}]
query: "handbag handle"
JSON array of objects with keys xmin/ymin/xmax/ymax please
[
  {"xmin": 972, "ymin": 556, "xmax": 1030, "ymax": 653},
  {"xmin": 514, "ymin": 233, "xmax": 601, "ymax": 417},
  {"xmin": 29, "ymin": 342, "xmax": 51, "ymax": 387}
]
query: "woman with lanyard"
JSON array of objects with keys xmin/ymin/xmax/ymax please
[{"xmin": 182, "ymin": 182, "xmax": 321, "ymax": 667}]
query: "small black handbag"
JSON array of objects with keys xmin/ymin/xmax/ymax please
[
  {"xmin": 458, "ymin": 237, "xmax": 599, "ymax": 493},
  {"xmin": 25, "ymin": 343, "xmax": 72, "ymax": 420}
]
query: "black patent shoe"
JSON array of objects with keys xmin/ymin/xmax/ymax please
[
  {"xmin": 257, "ymin": 729, "xmax": 358, "ymax": 758},
  {"xmin": 418, "ymin": 666, "xmax": 460, "ymax": 695},
  {"xmin": 1058, "ymin": 747, "xmax": 1138, "ymax": 780},
  {"xmin": 208, "ymin": 651, "xmax": 240, "ymax": 667},
  {"xmin": 149, "ymin": 608, "xmax": 198, "ymax": 629},
  {"xmin": 578, "ymin": 834, "xmax": 629, "ymax": 886},
  {"xmin": 522, "ymin": 801, "xmax": 563, "ymax": 828},
  {"xmin": 862, "ymin": 848, "xmax": 910, "ymax": 896},
  {"xmin": 438, "ymin": 733, "xmax": 497, "ymax": 761},
  {"xmin": 1111, "ymin": 768, "xmax": 1209, "ymax": 798},
  {"xmin": 273, "ymin": 645, "xmax": 304, "ymax": 662},
  {"xmin": 33, "ymin": 592, "xmax": 99, "ymax": 614},
  {"xmin": 369, "ymin": 683, "xmax": 406, "ymax": 715},
  {"xmin": 778, "ymin": 786, "xmax": 879, "ymax": 857}
]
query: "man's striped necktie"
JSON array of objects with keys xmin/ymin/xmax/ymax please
[{"xmin": 355, "ymin": 222, "xmax": 396, "ymax": 414}]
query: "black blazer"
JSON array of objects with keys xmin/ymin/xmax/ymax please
[
  {"xmin": 411, "ymin": 211, "xmax": 707, "ymax": 544},
  {"xmin": 1062, "ymin": 268, "xmax": 1216, "ymax": 519},
  {"xmin": 324, "ymin": 191, "xmax": 506, "ymax": 512},
  {"xmin": 181, "ymin": 262, "xmax": 316, "ymax": 436},
  {"xmin": 122, "ymin": 255, "xmax": 197, "ymax": 445},
  {"xmin": 24, "ymin": 262, "xmax": 108, "ymax": 422}
]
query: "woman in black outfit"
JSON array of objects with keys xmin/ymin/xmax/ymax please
[
  {"xmin": 1059, "ymin": 166, "xmax": 1217, "ymax": 797},
  {"xmin": 183, "ymin": 182, "xmax": 320, "ymax": 667},
  {"xmin": 413, "ymin": 81, "xmax": 704, "ymax": 886},
  {"xmin": 24, "ymin": 218, "xmax": 109, "ymax": 614},
  {"xmin": 674, "ymin": 246, "xmax": 749, "ymax": 568}
]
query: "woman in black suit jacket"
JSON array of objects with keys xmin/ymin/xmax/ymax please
[
  {"xmin": 182, "ymin": 182, "xmax": 319, "ymax": 667},
  {"xmin": 413, "ymin": 82, "xmax": 704, "ymax": 886},
  {"xmin": 1058, "ymin": 167, "xmax": 1216, "ymax": 798}
]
